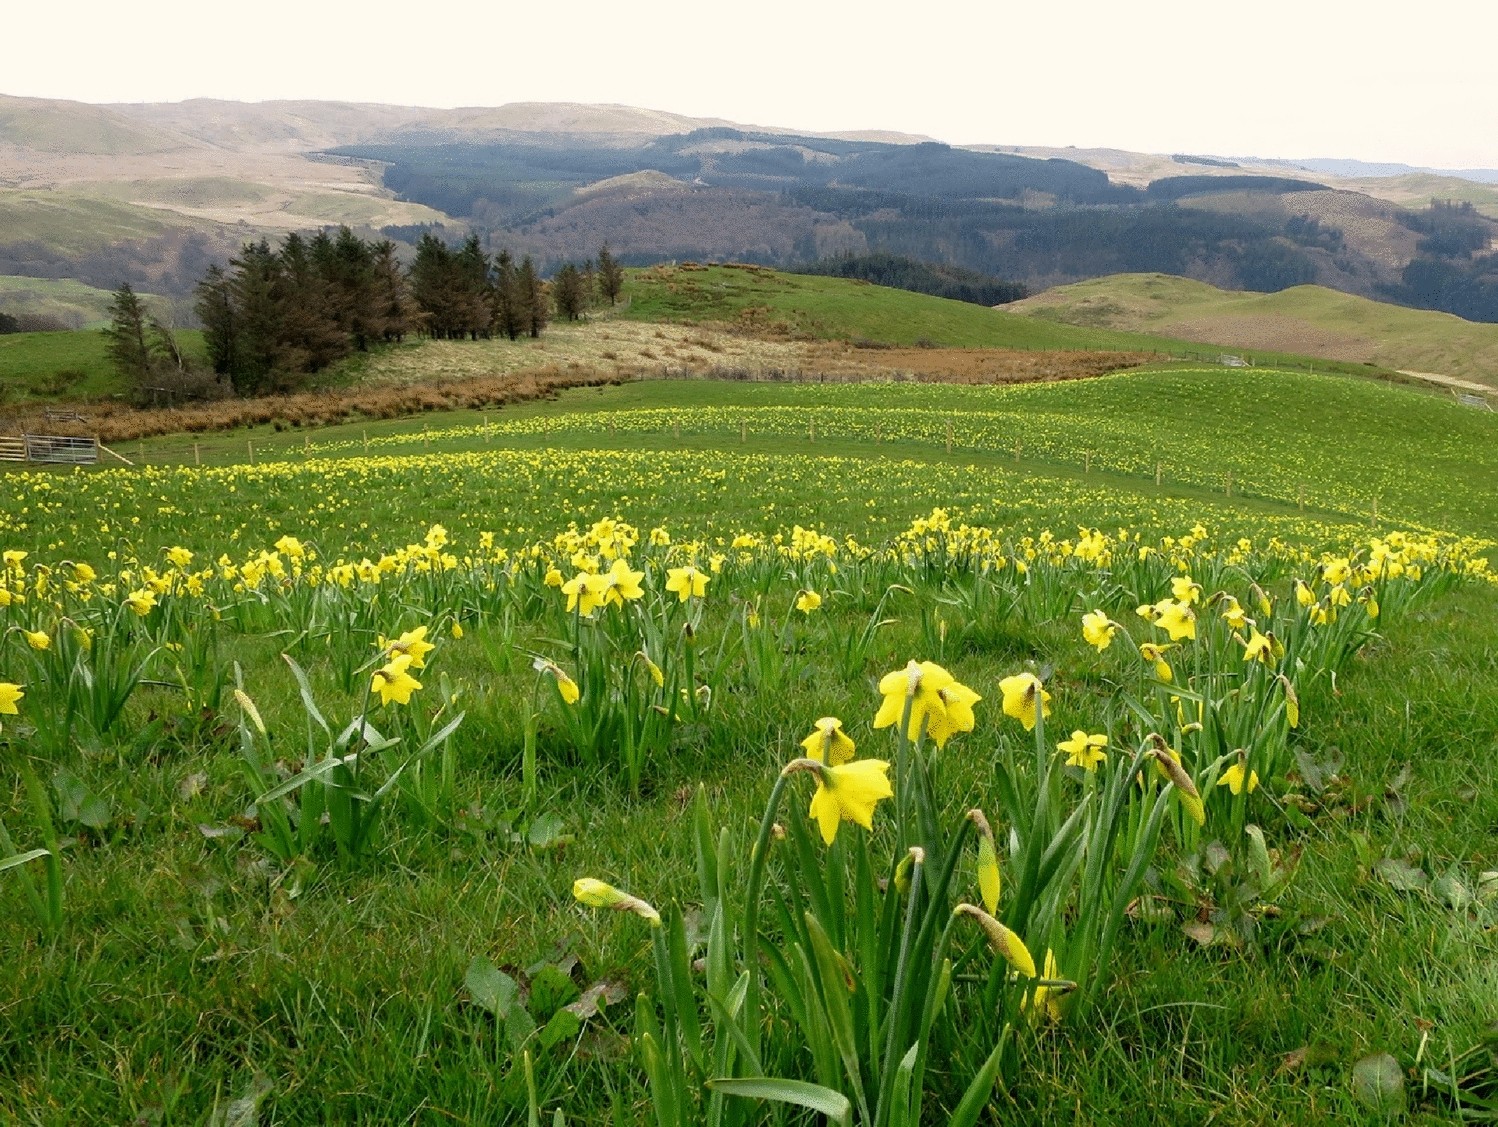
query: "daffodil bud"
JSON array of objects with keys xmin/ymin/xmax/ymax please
[
  {"xmin": 572, "ymin": 877, "xmax": 661, "ymax": 925},
  {"xmin": 954, "ymin": 903, "xmax": 1036, "ymax": 978},
  {"xmin": 967, "ymin": 809, "xmax": 1001, "ymax": 913}
]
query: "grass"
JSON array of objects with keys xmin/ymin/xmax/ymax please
[
  {"xmin": 0, "ymin": 190, "xmax": 196, "ymax": 257},
  {"xmin": 1013, "ymin": 272, "xmax": 1498, "ymax": 387},
  {"xmin": 0, "ymin": 275, "xmax": 159, "ymax": 331},
  {"xmin": 0, "ymin": 328, "xmax": 205, "ymax": 405},
  {"xmin": 0, "ymin": 369, "xmax": 1495, "ymax": 1122}
]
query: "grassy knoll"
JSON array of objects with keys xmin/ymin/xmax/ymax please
[
  {"xmin": 1013, "ymin": 272, "xmax": 1498, "ymax": 387},
  {"xmin": 0, "ymin": 275, "xmax": 141, "ymax": 330},
  {"xmin": 0, "ymin": 190, "xmax": 198, "ymax": 257},
  {"xmin": 0, "ymin": 368, "xmax": 1495, "ymax": 1123}
]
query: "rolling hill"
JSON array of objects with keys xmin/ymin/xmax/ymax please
[{"xmin": 1012, "ymin": 273, "xmax": 1498, "ymax": 387}]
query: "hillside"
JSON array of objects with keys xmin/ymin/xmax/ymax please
[
  {"xmin": 1, "ymin": 95, "xmax": 1496, "ymax": 326},
  {"xmin": 1012, "ymin": 273, "xmax": 1498, "ymax": 387}
]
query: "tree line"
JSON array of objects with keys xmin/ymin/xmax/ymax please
[{"xmin": 102, "ymin": 228, "xmax": 623, "ymax": 400}]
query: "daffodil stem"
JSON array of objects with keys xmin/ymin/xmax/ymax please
[
  {"xmin": 741, "ymin": 769, "xmax": 793, "ymax": 1062},
  {"xmin": 874, "ymin": 849, "xmax": 924, "ymax": 1127}
]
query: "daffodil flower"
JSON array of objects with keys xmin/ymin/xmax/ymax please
[
  {"xmin": 22, "ymin": 630, "xmax": 50, "ymax": 652},
  {"xmin": 793, "ymin": 757, "xmax": 893, "ymax": 845},
  {"xmin": 1081, "ymin": 609, "xmax": 1116, "ymax": 652},
  {"xmin": 561, "ymin": 571, "xmax": 606, "ymax": 616},
  {"xmin": 874, "ymin": 660, "xmax": 979, "ymax": 746},
  {"xmin": 794, "ymin": 589, "xmax": 822, "ymax": 614},
  {"xmin": 664, "ymin": 565, "xmax": 709, "ymax": 602},
  {"xmin": 1152, "ymin": 599, "xmax": 1197, "ymax": 641},
  {"xmin": 598, "ymin": 558, "xmax": 645, "ymax": 606},
  {"xmin": 998, "ymin": 672, "xmax": 1051, "ymax": 731},
  {"xmin": 533, "ymin": 657, "xmax": 580, "ymax": 704},
  {"xmin": 1170, "ymin": 575, "xmax": 1202, "ymax": 605},
  {"xmin": 800, "ymin": 716, "xmax": 856, "ymax": 765},
  {"xmin": 1023, "ymin": 949, "xmax": 1071, "ymax": 1024},
  {"xmin": 1058, "ymin": 730, "xmax": 1108, "ymax": 771},
  {"xmin": 1218, "ymin": 595, "xmax": 1248, "ymax": 630},
  {"xmin": 1216, "ymin": 755, "xmax": 1260, "ymax": 795},
  {"xmin": 0, "ymin": 681, "xmax": 22, "ymax": 715},
  {"xmin": 124, "ymin": 588, "xmax": 158, "ymax": 616},
  {"xmin": 371, "ymin": 653, "xmax": 421, "ymax": 706},
  {"xmin": 380, "ymin": 625, "xmax": 435, "ymax": 669},
  {"xmin": 1139, "ymin": 642, "xmax": 1176, "ymax": 683},
  {"xmin": 1241, "ymin": 628, "xmax": 1274, "ymax": 665}
]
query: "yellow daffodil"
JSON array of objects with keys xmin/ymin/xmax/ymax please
[
  {"xmin": 124, "ymin": 588, "xmax": 158, "ymax": 616},
  {"xmin": 803, "ymin": 758, "xmax": 893, "ymax": 845},
  {"xmin": 801, "ymin": 716, "xmax": 856, "ymax": 765},
  {"xmin": 1139, "ymin": 641, "xmax": 1176, "ymax": 683},
  {"xmin": 955, "ymin": 903, "xmax": 1036, "ymax": 978},
  {"xmin": 1152, "ymin": 599, "xmax": 1197, "ymax": 641},
  {"xmin": 794, "ymin": 589, "xmax": 822, "ymax": 614},
  {"xmin": 450, "ymin": 621, "xmax": 464, "ymax": 639},
  {"xmin": 1217, "ymin": 754, "xmax": 1260, "ymax": 795},
  {"xmin": 635, "ymin": 649, "xmax": 665, "ymax": 688},
  {"xmin": 1058, "ymin": 730, "xmax": 1108, "ymax": 771},
  {"xmin": 1241, "ymin": 628, "xmax": 1274, "ymax": 666},
  {"xmin": 572, "ymin": 878, "xmax": 660, "ymax": 925},
  {"xmin": 874, "ymin": 660, "xmax": 979, "ymax": 746},
  {"xmin": 598, "ymin": 558, "xmax": 645, "ymax": 607},
  {"xmin": 561, "ymin": 571, "xmax": 607, "ymax": 616},
  {"xmin": 371, "ymin": 652, "xmax": 421, "ymax": 706},
  {"xmin": 165, "ymin": 546, "xmax": 193, "ymax": 569},
  {"xmin": 543, "ymin": 566, "xmax": 564, "ymax": 588},
  {"xmin": 71, "ymin": 562, "xmax": 97, "ymax": 583},
  {"xmin": 665, "ymin": 565, "xmax": 709, "ymax": 602},
  {"xmin": 968, "ymin": 809, "xmax": 1001, "ymax": 913},
  {"xmin": 1218, "ymin": 595, "xmax": 1248, "ymax": 631},
  {"xmin": 0, "ymin": 681, "xmax": 22, "ymax": 714},
  {"xmin": 380, "ymin": 625, "xmax": 436, "ymax": 669},
  {"xmin": 1170, "ymin": 575, "xmax": 1202, "ymax": 605},
  {"xmin": 1294, "ymin": 578, "xmax": 1316, "ymax": 607},
  {"xmin": 1278, "ymin": 674, "xmax": 1300, "ymax": 728},
  {"xmin": 998, "ymin": 672, "xmax": 1052, "ymax": 731},
  {"xmin": 1135, "ymin": 602, "xmax": 1159, "ymax": 622},
  {"xmin": 22, "ymin": 629, "xmax": 50, "ymax": 651},
  {"xmin": 1024, "ymin": 949, "xmax": 1070, "ymax": 1024},
  {"xmin": 534, "ymin": 657, "xmax": 581, "ymax": 704},
  {"xmin": 275, "ymin": 535, "xmax": 307, "ymax": 560},
  {"xmin": 1081, "ymin": 609, "xmax": 1116, "ymax": 652}
]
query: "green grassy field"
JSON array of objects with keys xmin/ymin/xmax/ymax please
[
  {"xmin": 0, "ymin": 275, "xmax": 160, "ymax": 331},
  {"xmin": 1, "ymin": 364, "xmax": 1495, "ymax": 1123},
  {"xmin": 0, "ymin": 327, "xmax": 205, "ymax": 404},
  {"xmin": 1012, "ymin": 272, "xmax": 1498, "ymax": 387}
]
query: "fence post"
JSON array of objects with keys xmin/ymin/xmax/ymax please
[
  {"xmin": 875, "ymin": 422, "xmax": 882, "ymax": 444},
  {"xmin": 740, "ymin": 419, "xmax": 746, "ymax": 443},
  {"xmin": 363, "ymin": 429, "xmax": 369, "ymax": 454},
  {"xmin": 945, "ymin": 418, "xmax": 953, "ymax": 454},
  {"xmin": 1297, "ymin": 483, "xmax": 1305, "ymax": 509},
  {"xmin": 1155, "ymin": 460, "xmax": 1162, "ymax": 487},
  {"xmin": 194, "ymin": 442, "xmax": 200, "ymax": 466},
  {"xmin": 483, "ymin": 415, "xmax": 489, "ymax": 443},
  {"xmin": 1225, "ymin": 471, "xmax": 1233, "ymax": 497},
  {"xmin": 248, "ymin": 439, "xmax": 255, "ymax": 465},
  {"xmin": 423, "ymin": 424, "xmax": 429, "ymax": 448},
  {"xmin": 139, "ymin": 439, "xmax": 146, "ymax": 465},
  {"xmin": 673, "ymin": 420, "xmax": 680, "ymax": 441},
  {"xmin": 1013, "ymin": 438, "xmax": 1021, "ymax": 462},
  {"xmin": 1372, "ymin": 497, "xmax": 1379, "ymax": 525},
  {"xmin": 1084, "ymin": 451, "xmax": 1092, "ymax": 475}
]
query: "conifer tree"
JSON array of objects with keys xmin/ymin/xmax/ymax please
[
  {"xmin": 596, "ymin": 243, "xmax": 624, "ymax": 305},
  {"xmin": 102, "ymin": 283, "xmax": 154, "ymax": 388}
]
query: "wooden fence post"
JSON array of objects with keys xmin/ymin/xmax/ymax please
[
  {"xmin": 1084, "ymin": 451, "xmax": 1092, "ymax": 474},
  {"xmin": 193, "ymin": 443, "xmax": 200, "ymax": 466},
  {"xmin": 247, "ymin": 439, "xmax": 255, "ymax": 465},
  {"xmin": 1155, "ymin": 460, "xmax": 1162, "ymax": 487},
  {"xmin": 1225, "ymin": 471, "xmax": 1233, "ymax": 496},
  {"xmin": 1297, "ymin": 483, "xmax": 1305, "ymax": 509},
  {"xmin": 740, "ymin": 419, "xmax": 746, "ymax": 443},
  {"xmin": 363, "ymin": 429, "xmax": 369, "ymax": 454},
  {"xmin": 1013, "ymin": 438, "xmax": 1022, "ymax": 462}
]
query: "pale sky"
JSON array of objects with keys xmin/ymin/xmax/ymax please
[{"xmin": 9, "ymin": 0, "xmax": 1498, "ymax": 169}]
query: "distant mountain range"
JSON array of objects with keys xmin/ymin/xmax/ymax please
[{"xmin": 1, "ymin": 94, "xmax": 1495, "ymax": 325}]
